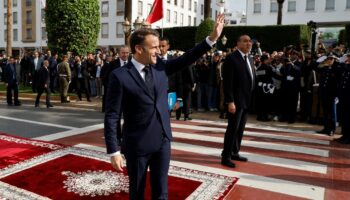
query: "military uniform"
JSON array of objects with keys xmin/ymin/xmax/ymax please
[
  {"xmin": 337, "ymin": 62, "xmax": 350, "ymax": 143},
  {"xmin": 317, "ymin": 62, "xmax": 340, "ymax": 135},
  {"xmin": 280, "ymin": 62, "xmax": 301, "ymax": 123},
  {"xmin": 57, "ymin": 61, "xmax": 71, "ymax": 103},
  {"xmin": 255, "ymin": 63, "xmax": 274, "ymax": 121}
]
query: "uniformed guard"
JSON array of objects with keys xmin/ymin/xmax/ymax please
[
  {"xmin": 57, "ymin": 55, "xmax": 71, "ymax": 103},
  {"xmin": 255, "ymin": 54, "xmax": 274, "ymax": 121},
  {"xmin": 280, "ymin": 57, "xmax": 301, "ymax": 123},
  {"xmin": 316, "ymin": 54, "xmax": 340, "ymax": 136},
  {"xmin": 335, "ymin": 54, "xmax": 350, "ymax": 144}
]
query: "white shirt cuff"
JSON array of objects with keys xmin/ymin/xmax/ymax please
[
  {"xmin": 205, "ymin": 36, "xmax": 216, "ymax": 47},
  {"xmin": 108, "ymin": 151, "xmax": 121, "ymax": 157},
  {"xmin": 176, "ymin": 98, "xmax": 183, "ymax": 101}
]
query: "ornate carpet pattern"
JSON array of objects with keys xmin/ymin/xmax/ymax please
[{"xmin": 0, "ymin": 134, "xmax": 238, "ymax": 200}]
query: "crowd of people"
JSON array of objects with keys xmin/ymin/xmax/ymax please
[{"xmin": 0, "ymin": 39, "xmax": 349, "ymax": 144}]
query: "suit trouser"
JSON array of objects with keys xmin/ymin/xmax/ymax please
[
  {"xmin": 321, "ymin": 96, "xmax": 336, "ymax": 132},
  {"xmin": 6, "ymin": 81, "xmax": 19, "ymax": 104},
  {"xmin": 222, "ymin": 108, "xmax": 248, "ymax": 158},
  {"xmin": 76, "ymin": 78, "xmax": 90, "ymax": 100},
  {"xmin": 35, "ymin": 87, "xmax": 51, "ymax": 106},
  {"xmin": 176, "ymin": 87, "xmax": 192, "ymax": 119},
  {"xmin": 125, "ymin": 138, "xmax": 170, "ymax": 200}
]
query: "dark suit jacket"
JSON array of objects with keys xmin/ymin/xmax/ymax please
[
  {"xmin": 223, "ymin": 50, "xmax": 256, "ymax": 109},
  {"xmin": 36, "ymin": 67, "xmax": 50, "ymax": 89},
  {"xmin": 104, "ymin": 40, "xmax": 212, "ymax": 156},
  {"xmin": 102, "ymin": 58, "xmax": 124, "ymax": 87},
  {"xmin": 3, "ymin": 63, "xmax": 17, "ymax": 83},
  {"xmin": 30, "ymin": 57, "xmax": 44, "ymax": 74}
]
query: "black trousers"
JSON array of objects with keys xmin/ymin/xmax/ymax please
[
  {"xmin": 6, "ymin": 80, "xmax": 19, "ymax": 104},
  {"xmin": 176, "ymin": 87, "xmax": 192, "ymax": 119},
  {"xmin": 76, "ymin": 78, "xmax": 90, "ymax": 100},
  {"xmin": 222, "ymin": 108, "xmax": 248, "ymax": 158},
  {"xmin": 125, "ymin": 138, "xmax": 170, "ymax": 200},
  {"xmin": 320, "ymin": 96, "xmax": 336, "ymax": 132},
  {"xmin": 35, "ymin": 87, "xmax": 51, "ymax": 106}
]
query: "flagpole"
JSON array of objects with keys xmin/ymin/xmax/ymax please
[{"xmin": 161, "ymin": 18, "xmax": 164, "ymax": 37}]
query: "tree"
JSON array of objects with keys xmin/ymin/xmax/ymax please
[
  {"xmin": 277, "ymin": 0, "xmax": 285, "ymax": 25},
  {"xmin": 195, "ymin": 18, "xmax": 214, "ymax": 44},
  {"xmin": 45, "ymin": 0, "xmax": 100, "ymax": 55},
  {"xmin": 6, "ymin": 0, "xmax": 13, "ymax": 57},
  {"xmin": 204, "ymin": 0, "xmax": 211, "ymax": 19}
]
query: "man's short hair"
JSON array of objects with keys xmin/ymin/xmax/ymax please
[
  {"xmin": 159, "ymin": 37, "xmax": 170, "ymax": 44},
  {"xmin": 129, "ymin": 28, "xmax": 160, "ymax": 54}
]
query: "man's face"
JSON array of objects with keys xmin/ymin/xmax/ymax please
[
  {"xmin": 34, "ymin": 52, "xmax": 39, "ymax": 58},
  {"xmin": 119, "ymin": 47, "xmax": 130, "ymax": 61},
  {"xmin": 159, "ymin": 40, "xmax": 169, "ymax": 56},
  {"xmin": 136, "ymin": 34, "xmax": 160, "ymax": 65},
  {"xmin": 237, "ymin": 35, "xmax": 252, "ymax": 54},
  {"xmin": 10, "ymin": 58, "xmax": 15, "ymax": 64},
  {"xmin": 44, "ymin": 61, "xmax": 49, "ymax": 67}
]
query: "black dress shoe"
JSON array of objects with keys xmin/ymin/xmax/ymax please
[
  {"xmin": 221, "ymin": 159, "xmax": 236, "ymax": 168},
  {"xmin": 316, "ymin": 129, "xmax": 328, "ymax": 134},
  {"xmin": 327, "ymin": 131, "xmax": 335, "ymax": 136},
  {"xmin": 35, "ymin": 104, "xmax": 39, "ymax": 108},
  {"xmin": 46, "ymin": 104, "xmax": 54, "ymax": 108},
  {"xmin": 184, "ymin": 117, "xmax": 192, "ymax": 121},
  {"xmin": 231, "ymin": 154, "xmax": 248, "ymax": 162}
]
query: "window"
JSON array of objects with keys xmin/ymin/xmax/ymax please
[
  {"xmin": 215, "ymin": 10, "xmax": 218, "ymax": 18},
  {"xmin": 116, "ymin": 22, "xmax": 123, "ymax": 38},
  {"xmin": 347, "ymin": 0, "xmax": 350, "ymax": 9},
  {"xmin": 116, "ymin": 0, "xmax": 124, "ymax": 16},
  {"xmin": 138, "ymin": 1, "xmax": 143, "ymax": 16},
  {"xmin": 174, "ymin": 0, "xmax": 177, "ymax": 6},
  {"xmin": 254, "ymin": 0, "xmax": 262, "ymax": 13},
  {"xmin": 270, "ymin": 0, "xmax": 278, "ymax": 13},
  {"xmin": 13, "ymin": 0, "xmax": 18, "ymax": 7},
  {"xmin": 4, "ymin": 29, "xmax": 6, "ymax": 41},
  {"xmin": 4, "ymin": 0, "xmax": 6, "ymax": 7},
  {"xmin": 166, "ymin": 9, "xmax": 170, "ymax": 22},
  {"xmin": 167, "ymin": 0, "xmax": 170, "ymax": 3},
  {"xmin": 13, "ymin": 29, "xmax": 18, "ymax": 41},
  {"xmin": 101, "ymin": 1, "xmax": 109, "ymax": 17},
  {"xmin": 41, "ymin": 9, "xmax": 45, "ymax": 22},
  {"xmin": 201, "ymin": 4, "xmax": 204, "ymax": 15},
  {"xmin": 306, "ymin": 0, "xmax": 315, "ymax": 11},
  {"xmin": 188, "ymin": 16, "xmax": 191, "ymax": 26},
  {"xmin": 26, "ymin": 28, "xmax": 32, "ymax": 40},
  {"xmin": 26, "ymin": 11, "xmax": 32, "ymax": 24},
  {"xmin": 174, "ymin": 11, "xmax": 177, "ymax": 24},
  {"xmin": 325, "ymin": 0, "xmax": 335, "ymax": 10},
  {"xmin": 13, "ymin": 12, "xmax": 18, "ymax": 24},
  {"xmin": 189, "ymin": 0, "xmax": 192, "ymax": 11},
  {"xmin": 42, "ymin": 27, "xmax": 47, "ymax": 40},
  {"xmin": 288, "ymin": 0, "xmax": 296, "ymax": 12},
  {"xmin": 26, "ymin": 0, "xmax": 32, "ymax": 7},
  {"xmin": 181, "ymin": 0, "xmax": 184, "ymax": 8},
  {"xmin": 194, "ymin": 17, "xmax": 197, "ymax": 26},
  {"xmin": 194, "ymin": 2, "xmax": 197, "ymax": 12},
  {"xmin": 4, "ymin": 13, "xmax": 6, "ymax": 25},
  {"xmin": 101, "ymin": 23, "xmax": 108, "ymax": 38},
  {"xmin": 180, "ymin": 13, "xmax": 183, "ymax": 26}
]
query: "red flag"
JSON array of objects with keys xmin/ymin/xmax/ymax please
[{"xmin": 146, "ymin": 0, "xmax": 163, "ymax": 24}]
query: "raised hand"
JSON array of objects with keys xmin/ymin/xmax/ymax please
[{"xmin": 209, "ymin": 13, "xmax": 225, "ymax": 42}]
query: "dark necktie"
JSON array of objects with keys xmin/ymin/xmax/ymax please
[
  {"xmin": 143, "ymin": 66, "xmax": 155, "ymax": 98},
  {"xmin": 123, "ymin": 61, "xmax": 127, "ymax": 66},
  {"xmin": 244, "ymin": 55, "xmax": 253, "ymax": 78}
]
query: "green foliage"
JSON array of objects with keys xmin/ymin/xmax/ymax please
[
  {"xmin": 45, "ymin": 0, "xmax": 100, "ymax": 55},
  {"xmin": 161, "ymin": 24, "xmax": 310, "ymax": 52},
  {"xmin": 195, "ymin": 18, "xmax": 214, "ymax": 43},
  {"xmin": 345, "ymin": 24, "xmax": 350, "ymax": 47},
  {"xmin": 338, "ymin": 29, "xmax": 346, "ymax": 45}
]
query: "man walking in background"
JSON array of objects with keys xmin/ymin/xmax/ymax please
[
  {"xmin": 57, "ymin": 55, "xmax": 71, "ymax": 103},
  {"xmin": 4, "ymin": 57, "xmax": 21, "ymax": 106},
  {"xmin": 35, "ymin": 60, "xmax": 53, "ymax": 108},
  {"xmin": 221, "ymin": 35, "xmax": 256, "ymax": 168}
]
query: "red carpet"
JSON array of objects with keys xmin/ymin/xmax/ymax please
[{"xmin": 0, "ymin": 134, "xmax": 238, "ymax": 199}]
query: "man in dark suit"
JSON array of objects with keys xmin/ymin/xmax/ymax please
[
  {"xmin": 102, "ymin": 46, "xmax": 130, "ymax": 112},
  {"xmin": 30, "ymin": 51, "xmax": 44, "ymax": 93},
  {"xmin": 35, "ymin": 60, "xmax": 53, "ymax": 108},
  {"xmin": 75, "ymin": 56, "xmax": 91, "ymax": 102},
  {"xmin": 104, "ymin": 14, "xmax": 224, "ymax": 199},
  {"xmin": 221, "ymin": 35, "xmax": 256, "ymax": 168},
  {"xmin": 3, "ymin": 57, "xmax": 21, "ymax": 106}
]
